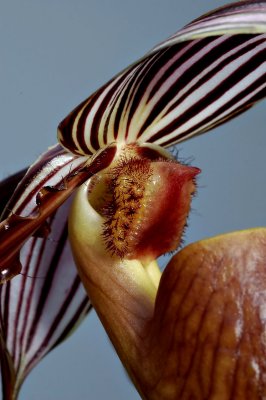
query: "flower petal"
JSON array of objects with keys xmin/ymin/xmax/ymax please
[
  {"xmin": 146, "ymin": 229, "xmax": 266, "ymax": 399},
  {"xmin": 0, "ymin": 143, "xmax": 117, "ymax": 395},
  {"xmin": 0, "ymin": 145, "xmax": 165, "ymax": 397},
  {"xmin": 0, "ymin": 143, "xmax": 117, "ymax": 282},
  {"xmin": 70, "ymin": 192, "xmax": 266, "ymax": 399},
  {"xmin": 152, "ymin": 0, "xmax": 266, "ymax": 50},
  {"xmin": 0, "ymin": 169, "xmax": 27, "ymax": 216},
  {"xmin": 58, "ymin": 2, "xmax": 266, "ymax": 155},
  {"xmin": 0, "ymin": 196, "xmax": 91, "ymax": 397},
  {"xmin": 67, "ymin": 142, "xmax": 266, "ymax": 398}
]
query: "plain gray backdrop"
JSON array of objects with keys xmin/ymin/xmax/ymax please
[{"xmin": 1, "ymin": 0, "xmax": 265, "ymax": 399}]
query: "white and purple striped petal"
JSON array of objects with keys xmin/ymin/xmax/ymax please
[
  {"xmin": 0, "ymin": 145, "xmax": 102, "ymax": 396},
  {"xmin": 0, "ymin": 196, "xmax": 91, "ymax": 397},
  {"xmin": 0, "ymin": 142, "xmax": 114, "ymax": 396},
  {"xmin": 152, "ymin": 0, "xmax": 266, "ymax": 51},
  {"xmin": 0, "ymin": 143, "xmax": 117, "ymax": 396},
  {"xmin": 0, "ymin": 143, "xmax": 117, "ymax": 282},
  {"xmin": 58, "ymin": 1, "xmax": 266, "ymax": 156}
]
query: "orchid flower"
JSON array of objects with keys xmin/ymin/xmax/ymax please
[{"xmin": 0, "ymin": 1, "xmax": 266, "ymax": 399}]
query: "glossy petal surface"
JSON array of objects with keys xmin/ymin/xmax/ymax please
[
  {"xmin": 0, "ymin": 157, "xmax": 95, "ymax": 397},
  {"xmin": 0, "ymin": 197, "xmax": 91, "ymax": 396},
  {"xmin": 0, "ymin": 144, "xmax": 117, "ymax": 282},
  {"xmin": 70, "ymin": 195, "xmax": 266, "ymax": 399},
  {"xmin": 58, "ymin": 1, "xmax": 266, "ymax": 155}
]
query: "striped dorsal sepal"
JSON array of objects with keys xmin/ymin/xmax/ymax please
[{"xmin": 57, "ymin": 1, "xmax": 266, "ymax": 156}]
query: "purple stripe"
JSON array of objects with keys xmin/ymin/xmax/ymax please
[
  {"xmin": 2, "ymin": 145, "xmax": 73, "ymax": 217},
  {"xmin": 147, "ymin": 40, "xmax": 203, "ymax": 102},
  {"xmin": 102, "ymin": 64, "xmax": 144, "ymax": 142},
  {"xmin": 139, "ymin": 35, "xmax": 261, "ymax": 137},
  {"xmin": 16, "ymin": 216, "xmax": 57, "ymax": 366},
  {"xmin": 75, "ymin": 91, "xmax": 104, "ymax": 153},
  {"xmin": 1, "ymin": 284, "xmax": 10, "ymax": 343},
  {"xmin": 137, "ymin": 39, "xmax": 217, "ymax": 135},
  {"xmin": 146, "ymin": 40, "xmax": 265, "ymax": 143},
  {"xmin": 0, "ymin": 169, "xmax": 27, "ymax": 217},
  {"xmin": 93, "ymin": 66, "xmax": 141, "ymax": 144},
  {"xmin": 51, "ymin": 297, "xmax": 91, "ymax": 349},
  {"xmin": 166, "ymin": 36, "xmax": 264, "ymax": 115},
  {"xmin": 12, "ymin": 237, "xmax": 39, "ymax": 362},
  {"xmin": 152, "ymin": 1, "xmax": 266, "ymax": 52},
  {"xmin": 57, "ymin": 99, "xmax": 91, "ymax": 154},
  {"xmin": 14, "ymin": 161, "xmax": 74, "ymax": 216},
  {"xmin": 120, "ymin": 55, "xmax": 161, "ymax": 139},
  {"xmin": 25, "ymin": 276, "xmax": 86, "ymax": 374},
  {"xmin": 25, "ymin": 221, "xmax": 69, "ymax": 352},
  {"xmin": 190, "ymin": 0, "xmax": 266, "ymax": 23},
  {"xmin": 76, "ymin": 72, "xmax": 131, "ymax": 151},
  {"xmin": 113, "ymin": 69, "xmax": 143, "ymax": 140},
  {"xmin": 162, "ymin": 74, "xmax": 265, "ymax": 146}
]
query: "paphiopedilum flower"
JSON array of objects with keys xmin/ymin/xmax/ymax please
[{"xmin": 0, "ymin": 1, "xmax": 266, "ymax": 399}]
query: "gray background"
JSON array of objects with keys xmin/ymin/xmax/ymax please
[{"xmin": 0, "ymin": 0, "xmax": 265, "ymax": 399}]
